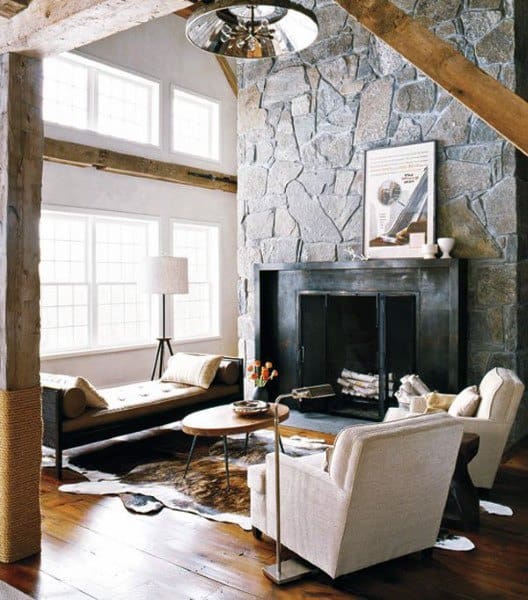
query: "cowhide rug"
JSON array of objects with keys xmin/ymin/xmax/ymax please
[{"xmin": 51, "ymin": 425, "xmax": 329, "ymax": 530}]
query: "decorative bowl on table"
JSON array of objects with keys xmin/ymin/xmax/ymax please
[{"xmin": 231, "ymin": 400, "xmax": 270, "ymax": 416}]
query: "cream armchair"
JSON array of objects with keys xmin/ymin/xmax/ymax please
[
  {"xmin": 407, "ymin": 368, "xmax": 524, "ymax": 489},
  {"xmin": 247, "ymin": 413, "xmax": 463, "ymax": 579}
]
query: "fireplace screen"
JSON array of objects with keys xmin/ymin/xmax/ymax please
[{"xmin": 298, "ymin": 292, "xmax": 416, "ymax": 420}]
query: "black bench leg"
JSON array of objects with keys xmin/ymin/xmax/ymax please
[{"xmin": 223, "ymin": 436, "xmax": 230, "ymax": 491}]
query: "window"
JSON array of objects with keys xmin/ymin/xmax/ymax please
[
  {"xmin": 171, "ymin": 87, "xmax": 220, "ymax": 161},
  {"xmin": 43, "ymin": 53, "xmax": 159, "ymax": 146},
  {"xmin": 172, "ymin": 222, "xmax": 219, "ymax": 341},
  {"xmin": 40, "ymin": 210, "xmax": 158, "ymax": 355}
]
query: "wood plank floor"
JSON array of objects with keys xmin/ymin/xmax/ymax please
[{"xmin": 1, "ymin": 426, "xmax": 527, "ymax": 599}]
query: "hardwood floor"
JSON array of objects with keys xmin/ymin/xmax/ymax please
[{"xmin": 1, "ymin": 426, "xmax": 527, "ymax": 599}]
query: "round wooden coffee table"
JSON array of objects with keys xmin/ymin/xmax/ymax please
[{"xmin": 181, "ymin": 403, "xmax": 289, "ymax": 490}]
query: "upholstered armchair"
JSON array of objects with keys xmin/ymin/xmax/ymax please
[
  {"xmin": 407, "ymin": 368, "xmax": 524, "ymax": 490},
  {"xmin": 247, "ymin": 413, "xmax": 463, "ymax": 579}
]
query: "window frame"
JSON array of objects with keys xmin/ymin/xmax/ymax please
[
  {"xmin": 40, "ymin": 205, "xmax": 161, "ymax": 359},
  {"xmin": 169, "ymin": 84, "xmax": 221, "ymax": 164},
  {"xmin": 171, "ymin": 218, "xmax": 221, "ymax": 344},
  {"xmin": 43, "ymin": 51, "xmax": 161, "ymax": 148}
]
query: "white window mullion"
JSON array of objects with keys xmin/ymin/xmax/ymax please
[
  {"xmin": 88, "ymin": 216, "xmax": 98, "ymax": 348},
  {"xmin": 87, "ymin": 67, "xmax": 98, "ymax": 132}
]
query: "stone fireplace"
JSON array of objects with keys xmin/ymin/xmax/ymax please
[{"xmin": 237, "ymin": 1, "xmax": 528, "ymax": 439}]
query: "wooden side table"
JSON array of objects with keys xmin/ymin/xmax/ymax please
[
  {"xmin": 444, "ymin": 432, "xmax": 480, "ymax": 531},
  {"xmin": 181, "ymin": 403, "xmax": 289, "ymax": 490}
]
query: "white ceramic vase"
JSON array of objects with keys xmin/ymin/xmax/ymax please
[
  {"xmin": 422, "ymin": 243, "xmax": 438, "ymax": 260},
  {"xmin": 437, "ymin": 237, "xmax": 455, "ymax": 259}
]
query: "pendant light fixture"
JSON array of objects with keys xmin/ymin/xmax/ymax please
[{"xmin": 185, "ymin": 0, "xmax": 319, "ymax": 59}]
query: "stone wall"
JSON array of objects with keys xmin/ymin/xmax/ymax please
[{"xmin": 237, "ymin": 0, "xmax": 528, "ymax": 441}]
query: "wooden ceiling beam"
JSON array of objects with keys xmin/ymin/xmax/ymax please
[
  {"xmin": 0, "ymin": 0, "xmax": 29, "ymax": 19},
  {"xmin": 0, "ymin": 0, "xmax": 192, "ymax": 57},
  {"xmin": 335, "ymin": 0, "xmax": 528, "ymax": 155},
  {"xmin": 174, "ymin": 1, "xmax": 200, "ymax": 20},
  {"xmin": 44, "ymin": 138, "xmax": 237, "ymax": 193}
]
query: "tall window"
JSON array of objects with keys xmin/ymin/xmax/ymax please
[
  {"xmin": 40, "ymin": 210, "xmax": 158, "ymax": 355},
  {"xmin": 43, "ymin": 53, "xmax": 160, "ymax": 146},
  {"xmin": 171, "ymin": 87, "xmax": 220, "ymax": 161},
  {"xmin": 172, "ymin": 222, "xmax": 219, "ymax": 341}
]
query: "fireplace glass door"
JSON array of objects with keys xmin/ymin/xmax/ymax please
[{"xmin": 298, "ymin": 291, "xmax": 416, "ymax": 420}]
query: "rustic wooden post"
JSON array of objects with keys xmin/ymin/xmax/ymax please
[{"xmin": 0, "ymin": 52, "xmax": 43, "ymax": 563}]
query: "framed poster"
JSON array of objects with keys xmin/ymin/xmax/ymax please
[{"xmin": 363, "ymin": 141, "xmax": 436, "ymax": 259}]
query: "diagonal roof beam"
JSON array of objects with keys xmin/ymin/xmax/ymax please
[
  {"xmin": 0, "ymin": 0, "xmax": 192, "ymax": 57},
  {"xmin": 335, "ymin": 0, "xmax": 528, "ymax": 156},
  {"xmin": 215, "ymin": 56, "xmax": 237, "ymax": 96}
]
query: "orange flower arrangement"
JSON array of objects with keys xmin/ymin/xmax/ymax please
[{"xmin": 247, "ymin": 359, "xmax": 278, "ymax": 388}]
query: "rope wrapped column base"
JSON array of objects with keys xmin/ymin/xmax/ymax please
[{"xmin": 0, "ymin": 387, "xmax": 42, "ymax": 563}]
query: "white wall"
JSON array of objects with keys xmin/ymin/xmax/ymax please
[{"xmin": 41, "ymin": 15, "xmax": 238, "ymax": 387}]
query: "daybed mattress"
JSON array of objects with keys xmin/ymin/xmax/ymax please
[{"xmin": 63, "ymin": 380, "xmax": 239, "ymax": 433}]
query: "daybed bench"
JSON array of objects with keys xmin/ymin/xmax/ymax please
[{"xmin": 42, "ymin": 354, "xmax": 243, "ymax": 479}]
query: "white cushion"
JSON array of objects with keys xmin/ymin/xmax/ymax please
[
  {"xmin": 162, "ymin": 352, "xmax": 223, "ymax": 389},
  {"xmin": 448, "ymin": 385, "xmax": 480, "ymax": 417},
  {"xmin": 74, "ymin": 376, "xmax": 108, "ymax": 408}
]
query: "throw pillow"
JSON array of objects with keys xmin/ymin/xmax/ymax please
[
  {"xmin": 425, "ymin": 391, "xmax": 455, "ymax": 413},
  {"xmin": 214, "ymin": 359, "xmax": 239, "ymax": 385},
  {"xmin": 74, "ymin": 377, "xmax": 108, "ymax": 409},
  {"xmin": 162, "ymin": 353, "xmax": 223, "ymax": 389},
  {"xmin": 448, "ymin": 385, "xmax": 480, "ymax": 417},
  {"xmin": 41, "ymin": 373, "xmax": 87, "ymax": 418}
]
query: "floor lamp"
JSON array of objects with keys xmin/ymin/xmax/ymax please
[
  {"xmin": 263, "ymin": 384, "xmax": 336, "ymax": 585},
  {"xmin": 143, "ymin": 256, "xmax": 189, "ymax": 380}
]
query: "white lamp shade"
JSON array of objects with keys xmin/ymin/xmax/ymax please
[{"xmin": 142, "ymin": 256, "xmax": 189, "ymax": 295}]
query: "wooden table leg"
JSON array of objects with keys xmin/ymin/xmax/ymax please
[
  {"xmin": 223, "ymin": 436, "xmax": 230, "ymax": 491},
  {"xmin": 183, "ymin": 435, "xmax": 197, "ymax": 478}
]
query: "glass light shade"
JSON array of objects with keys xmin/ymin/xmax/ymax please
[
  {"xmin": 142, "ymin": 256, "xmax": 189, "ymax": 295},
  {"xmin": 185, "ymin": 0, "xmax": 319, "ymax": 59}
]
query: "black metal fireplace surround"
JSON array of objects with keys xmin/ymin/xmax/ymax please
[{"xmin": 254, "ymin": 260, "xmax": 467, "ymax": 421}]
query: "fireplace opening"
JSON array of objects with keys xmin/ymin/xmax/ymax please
[{"xmin": 298, "ymin": 292, "xmax": 416, "ymax": 420}]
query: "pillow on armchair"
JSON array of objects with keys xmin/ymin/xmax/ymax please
[
  {"xmin": 424, "ymin": 391, "xmax": 455, "ymax": 413},
  {"xmin": 448, "ymin": 385, "xmax": 480, "ymax": 417}
]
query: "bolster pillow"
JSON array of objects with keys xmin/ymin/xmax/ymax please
[
  {"xmin": 213, "ymin": 359, "xmax": 240, "ymax": 385},
  {"xmin": 41, "ymin": 373, "xmax": 87, "ymax": 419}
]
